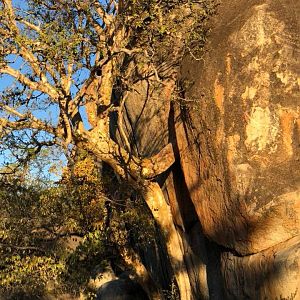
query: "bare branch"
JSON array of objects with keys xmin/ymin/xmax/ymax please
[
  {"xmin": 61, "ymin": 62, "xmax": 73, "ymax": 95},
  {"xmin": 0, "ymin": 103, "xmax": 58, "ymax": 137},
  {"xmin": 80, "ymin": 129, "xmax": 175, "ymax": 180},
  {"xmin": 19, "ymin": 47, "xmax": 48, "ymax": 85},
  {"xmin": 58, "ymin": 102, "xmax": 73, "ymax": 146},
  {"xmin": 117, "ymin": 93, "xmax": 131, "ymax": 152},
  {"xmin": 75, "ymin": 2, "xmax": 105, "ymax": 38},
  {"xmin": 16, "ymin": 18, "xmax": 41, "ymax": 33},
  {"xmin": 0, "ymin": 242, "xmax": 47, "ymax": 253},
  {"xmin": 1, "ymin": 1, "xmax": 58, "ymax": 96},
  {"xmin": 107, "ymin": 0, "xmax": 118, "ymax": 14},
  {"xmin": 0, "ymin": 104, "xmax": 24, "ymax": 119},
  {"xmin": 2, "ymin": 0, "xmax": 16, "ymax": 25},
  {"xmin": 0, "ymin": 65, "xmax": 60, "ymax": 99},
  {"xmin": 92, "ymin": 0, "xmax": 114, "ymax": 27},
  {"xmin": 89, "ymin": 15, "xmax": 105, "ymax": 38},
  {"xmin": 141, "ymin": 143, "xmax": 175, "ymax": 178},
  {"xmin": 0, "ymin": 118, "xmax": 55, "ymax": 136},
  {"xmin": 69, "ymin": 70, "xmax": 102, "ymax": 116}
]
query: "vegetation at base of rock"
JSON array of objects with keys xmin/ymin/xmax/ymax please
[{"xmin": 0, "ymin": 155, "xmax": 156, "ymax": 299}]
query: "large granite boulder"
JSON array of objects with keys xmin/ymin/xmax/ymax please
[
  {"xmin": 117, "ymin": 0, "xmax": 300, "ymax": 298},
  {"xmin": 177, "ymin": 0, "xmax": 300, "ymax": 298}
]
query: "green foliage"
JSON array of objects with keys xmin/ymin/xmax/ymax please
[
  {"xmin": 122, "ymin": 0, "xmax": 217, "ymax": 63},
  {"xmin": 0, "ymin": 255, "xmax": 64, "ymax": 299},
  {"xmin": 0, "ymin": 152, "xmax": 156, "ymax": 299}
]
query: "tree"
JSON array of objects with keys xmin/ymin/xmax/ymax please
[{"xmin": 0, "ymin": 0, "xmax": 216, "ymax": 298}]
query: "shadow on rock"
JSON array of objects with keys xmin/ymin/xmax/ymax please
[{"xmin": 96, "ymin": 278, "xmax": 150, "ymax": 300}]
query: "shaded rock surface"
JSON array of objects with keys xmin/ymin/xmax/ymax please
[
  {"xmin": 222, "ymin": 236, "xmax": 300, "ymax": 299},
  {"xmin": 96, "ymin": 278, "xmax": 149, "ymax": 300}
]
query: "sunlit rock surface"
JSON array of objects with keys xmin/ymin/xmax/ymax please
[
  {"xmin": 119, "ymin": 0, "xmax": 299, "ymax": 298},
  {"xmin": 178, "ymin": 0, "xmax": 300, "ymax": 298}
]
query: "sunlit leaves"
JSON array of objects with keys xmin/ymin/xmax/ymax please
[{"xmin": 0, "ymin": 256, "xmax": 64, "ymax": 297}]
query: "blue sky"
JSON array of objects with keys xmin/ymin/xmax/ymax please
[{"xmin": 0, "ymin": 0, "xmax": 92, "ymax": 181}]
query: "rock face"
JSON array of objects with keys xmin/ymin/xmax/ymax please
[
  {"xmin": 180, "ymin": 0, "xmax": 300, "ymax": 256},
  {"xmin": 96, "ymin": 278, "xmax": 149, "ymax": 300},
  {"xmin": 177, "ymin": 0, "xmax": 300, "ymax": 298},
  {"xmin": 120, "ymin": 0, "xmax": 300, "ymax": 299},
  {"xmin": 222, "ymin": 236, "xmax": 299, "ymax": 299}
]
